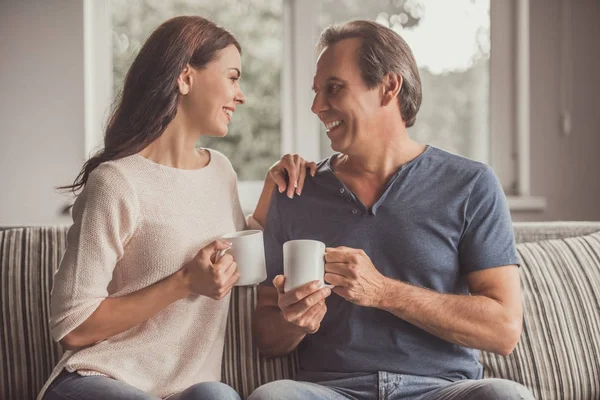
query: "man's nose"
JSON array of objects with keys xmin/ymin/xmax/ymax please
[{"xmin": 311, "ymin": 91, "xmax": 327, "ymax": 115}]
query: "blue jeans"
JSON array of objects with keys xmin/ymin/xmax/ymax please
[
  {"xmin": 43, "ymin": 370, "xmax": 240, "ymax": 400},
  {"xmin": 248, "ymin": 372, "xmax": 535, "ymax": 400}
]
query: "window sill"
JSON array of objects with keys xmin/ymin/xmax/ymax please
[{"xmin": 507, "ymin": 195, "xmax": 547, "ymax": 212}]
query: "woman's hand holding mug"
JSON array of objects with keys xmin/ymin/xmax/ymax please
[{"xmin": 181, "ymin": 239, "xmax": 239, "ymax": 300}]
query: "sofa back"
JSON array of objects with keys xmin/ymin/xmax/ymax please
[
  {"xmin": 481, "ymin": 222, "xmax": 600, "ymax": 400},
  {"xmin": 2, "ymin": 223, "xmax": 600, "ymax": 400}
]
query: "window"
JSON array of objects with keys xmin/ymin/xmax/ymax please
[
  {"xmin": 86, "ymin": 0, "xmax": 544, "ymax": 212},
  {"xmin": 111, "ymin": 0, "xmax": 283, "ymax": 182},
  {"xmin": 319, "ymin": 0, "xmax": 491, "ymax": 164}
]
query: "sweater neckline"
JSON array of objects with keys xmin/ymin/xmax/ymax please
[{"xmin": 133, "ymin": 148, "xmax": 215, "ymax": 174}]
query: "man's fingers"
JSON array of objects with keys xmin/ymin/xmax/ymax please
[
  {"xmin": 297, "ymin": 301, "xmax": 327, "ymax": 333},
  {"xmin": 281, "ymin": 287, "xmax": 331, "ymax": 320},
  {"xmin": 324, "ymin": 272, "xmax": 348, "ymax": 287},
  {"xmin": 273, "ymin": 275, "xmax": 286, "ymax": 294},
  {"xmin": 287, "ymin": 298, "xmax": 326, "ymax": 327},
  {"xmin": 324, "ymin": 262, "xmax": 349, "ymax": 276},
  {"xmin": 279, "ymin": 280, "xmax": 322, "ymax": 308},
  {"xmin": 325, "ymin": 247, "xmax": 360, "ymax": 262},
  {"xmin": 332, "ymin": 286, "xmax": 350, "ymax": 300},
  {"xmin": 313, "ymin": 300, "xmax": 327, "ymax": 323}
]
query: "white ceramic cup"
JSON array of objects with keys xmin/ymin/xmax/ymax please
[
  {"xmin": 283, "ymin": 239, "xmax": 331, "ymax": 292},
  {"xmin": 218, "ymin": 230, "xmax": 267, "ymax": 286}
]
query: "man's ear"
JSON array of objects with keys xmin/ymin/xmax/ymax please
[
  {"xmin": 381, "ymin": 73, "xmax": 402, "ymax": 107},
  {"xmin": 177, "ymin": 64, "xmax": 193, "ymax": 95}
]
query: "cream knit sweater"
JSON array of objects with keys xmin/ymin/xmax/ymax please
[{"xmin": 38, "ymin": 149, "xmax": 247, "ymax": 399}]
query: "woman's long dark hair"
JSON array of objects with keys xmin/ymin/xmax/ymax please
[{"xmin": 62, "ymin": 16, "xmax": 241, "ymax": 193}]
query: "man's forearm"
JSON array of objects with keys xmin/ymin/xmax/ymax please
[
  {"xmin": 253, "ymin": 306, "xmax": 306, "ymax": 357},
  {"xmin": 377, "ymin": 278, "xmax": 521, "ymax": 355}
]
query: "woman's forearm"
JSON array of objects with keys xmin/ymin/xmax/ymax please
[
  {"xmin": 252, "ymin": 177, "xmax": 277, "ymax": 229},
  {"xmin": 60, "ymin": 270, "xmax": 189, "ymax": 350}
]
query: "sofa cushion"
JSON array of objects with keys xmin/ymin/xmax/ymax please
[
  {"xmin": 0, "ymin": 227, "xmax": 66, "ymax": 400},
  {"xmin": 481, "ymin": 231, "xmax": 600, "ymax": 400},
  {"xmin": 222, "ymin": 286, "xmax": 298, "ymax": 398},
  {"xmin": 3, "ymin": 225, "xmax": 600, "ymax": 400},
  {"xmin": 0, "ymin": 227, "xmax": 293, "ymax": 400}
]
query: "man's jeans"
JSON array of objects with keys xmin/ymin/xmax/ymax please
[
  {"xmin": 43, "ymin": 370, "xmax": 241, "ymax": 400},
  {"xmin": 248, "ymin": 371, "xmax": 535, "ymax": 400}
]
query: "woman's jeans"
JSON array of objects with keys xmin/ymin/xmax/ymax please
[{"xmin": 43, "ymin": 370, "xmax": 240, "ymax": 400}]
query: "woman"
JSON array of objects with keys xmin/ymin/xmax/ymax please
[{"xmin": 39, "ymin": 16, "xmax": 314, "ymax": 400}]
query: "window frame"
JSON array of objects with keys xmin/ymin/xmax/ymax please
[{"xmin": 85, "ymin": 0, "xmax": 545, "ymax": 213}]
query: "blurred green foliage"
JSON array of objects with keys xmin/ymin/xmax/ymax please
[{"xmin": 111, "ymin": 0, "xmax": 490, "ymax": 180}]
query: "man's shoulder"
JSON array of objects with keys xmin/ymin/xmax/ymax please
[
  {"xmin": 425, "ymin": 147, "xmax": 488, "ymax": 176},
  {"xmin": 419, "ymin": 147, "xmax": 492, "ymax": 190},
  {"xmin": 271, "ymin": 156, "xmax": 337, "ymax": 211}
]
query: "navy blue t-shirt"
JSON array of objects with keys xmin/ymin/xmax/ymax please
[{"xmin": 262, "ymin": 146, "xmax": 519, "ymax": 382}]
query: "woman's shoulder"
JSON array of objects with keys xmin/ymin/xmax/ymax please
[
  {"xmin": 204, "ymin": 147, "xmax": 229, "ymax": 164},
  {"xmin": 204, "ymin": 148, "xmax": 236, "ymax": 175},
  {"xmin": 85, "ymin": 158, "xmax": 138, "ymax": 199},
  {"xmin": 90, "ymin": 157, "xmax": 132, "ymax": 182},
  {"xmin": 72, "ymin": 158, "xmax": 140, "ymax": 222}
]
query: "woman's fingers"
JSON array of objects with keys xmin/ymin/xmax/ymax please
[
  {"xmin": 308, "ymin": 162, "xmax": 317, "ymax": 177},
  {"xmin": 296, "ymin": 160, "xmax": 307, "ymax": 195},
  {"xmin": 270, "ymin": 170, "xmax": 288, "ymax": 193},
  {"xmin": 270, "ymin": 154, "xmax": 317, "ymax": 199},
  {"xmin": 285, "ymin": 157, "xmax": 298, "ymax": 199}
]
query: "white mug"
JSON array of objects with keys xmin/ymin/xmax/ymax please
[
  {"xmin": 283, "ymin": 239, "xmax": 331, "ymax": 292},
  {"xmin": 218, "ymin": 230, "xmax": 267, "ymax": 286}
]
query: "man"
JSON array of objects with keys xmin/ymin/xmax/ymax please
[{"xmin": 250, "ymin": 20, "xmax": 534, "ymax": 400}]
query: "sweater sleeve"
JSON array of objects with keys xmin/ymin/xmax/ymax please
[
  {"xmin": 49, "ymin": 163, "xmax": 139, "ymax": 341},
  {"xmin": 231, "ymin": 172, "xmax": 248, "ymax": 232}
]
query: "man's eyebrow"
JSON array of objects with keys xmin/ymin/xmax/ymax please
[{"xmin": 312, "ymin": 76, "xmax": 346, "ymax": 91}]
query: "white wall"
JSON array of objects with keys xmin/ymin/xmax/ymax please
[
  {"xmin": 0, "ymin": 0, "xmax": 85, "ymax": 226},
  {"xmin": 513, "ymin": 0, "xmax": 600, "ymax": 221}
]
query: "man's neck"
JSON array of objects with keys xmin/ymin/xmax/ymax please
[
  {"xmin": 331, "ymin": 138, "xmax": 427, "ymax": 209},
  {"xmin": 334, "ymin": 138, "xmax": 426, "ymax": 185}
]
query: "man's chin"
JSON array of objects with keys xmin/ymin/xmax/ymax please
[{"xmin": 328, "ymin": 138, "xmax": 348, "ymax": 154}]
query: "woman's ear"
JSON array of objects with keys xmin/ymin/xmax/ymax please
[
  {"xmin": 177, "ymin": 64, "xmax": 193, "ymax": 95},
  {"xmin": 381, "ymin": 73, "xmax": 403, "ymax": 107}
]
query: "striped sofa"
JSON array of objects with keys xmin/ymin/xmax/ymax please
[{"xmin": 1, "ymin": 222, "xmax": 600, "ymax": 400}]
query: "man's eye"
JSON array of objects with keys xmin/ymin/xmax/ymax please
[{"xmin": 328, "ymin": 84, "xmax": 341, "ymax": 94}]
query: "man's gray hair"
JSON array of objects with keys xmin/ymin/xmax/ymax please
[{"xmin": 318, "ymin": 20, "xmax": 422, "ymax": 128}]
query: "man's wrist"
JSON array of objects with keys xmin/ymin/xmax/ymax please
[
  {"xmin": 376, "ymin": 276, "xmax": 398, "ymax": 311},
  {"xmin": 280, "ymin": 309, "xmax": 311, "ymax": 336}
]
